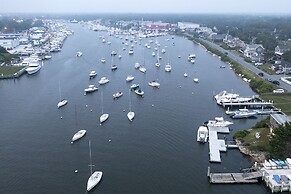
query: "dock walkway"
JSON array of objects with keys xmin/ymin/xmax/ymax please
[{"xmin": 208, "ymin": 126, "xmax": 229, "ymax": 163}]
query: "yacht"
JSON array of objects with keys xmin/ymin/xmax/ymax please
[
  {"xmin": 134, "ymin": 88, "xmax": 144, "ymax": 96},
  {"xmin": 111, "ymin": 64, "xmax": 118, "ymax": 71},
  {"xmin": 84, "ymin": 85, "xmax": 98, "ymax": 93},
  {"xmin": 190, "ymin": 59, "xmax": 195, "ymax": 64},
  {"xmin": 214, "ymin": 91, "xmax": 239, "ymax": 101},
  {"xmin": 100, "ymin": 58, "xmax": 106, "ymax": 63},
  {"xmin": 188, "ymin": 54, "xmax": 196, "ymax": 60},
  {"xmin": 193, "ymin": 78, "xmax": 199, "ymax": 83},
  {"xmin": 134, "ymin": 62, "xmax": 141, "ymax": 69},
  {"xmin": 197, "ymin": 126, "xmax": 208, "ymax": 143},
  {"xmin": 72, "ymin": 130, "xmax": 86, "ymax": 142},
  {"xmin": 113, "ymin": 92, "xmax": 123, "ymax": 99},
  {"xmin": 149, "ymin": 80, "xmax": 160, "ymax": 88},
  {"xmin": 111, "ymin": 51, "xmax": 117, "ymax": 56},
  {"xmin": 231, "ymin": 109, "xmax": 257, "ymax": 119},
  {"xmin": 184, "ymin": 73, "xmax": 188, "ymax": 77},
  {"xmin": 139, "ymin": 66, "xmax": 146, "ymax": 73},
  {"xmin": 99, "ymin": 77, "xmax": 109, "ymax": 85},
  {"xmin": 26, "ymin": 62, "xmax": 41, "ymax": 75},
  {"xmin": 130, "ymin": 84, "xmax": 139, "ymax": 90},
  {"xmin": 128, "ymin": 49, "xmax": 134, "ymax": 55},
  {"xmin": 205, "ymin": 117, "xmax": 233, "ymax": 127},
  {"xmin": 89, "ymin": 71, "xmax": 97, "ymax": 79},
  {"xmin": 126, "ymin": 75, "xmax": 135, "ymax": 82},
  {"xmin": 57, "ymin": 99, "xmax": 68, "ymax": 108},
  {"xmin": 165, "ymin": 63, "xmax": 171, "ymax": 72},
  {"xmin": 76, "ymin": 52, "xmax": 83, "ymax": 57}
]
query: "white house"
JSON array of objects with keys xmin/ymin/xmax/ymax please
[
  {"xmin": 178, "ymin": 22, "xmax": 200, "ymax": 30},
  {"xmin": 244, "ymin": 44, "xmax": 264, "ymax": 60}
]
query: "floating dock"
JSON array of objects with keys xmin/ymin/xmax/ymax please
[
  {"xmin": 208, "ymin": 126, "xmax": 230, "ymax": 163},
  {"xmin": 222, "ymin": 101, "xmax": 273, "ymax": 108},
  {"xmin": 207, "ymin": 167, "xmax": 262, "ymax": 184}
]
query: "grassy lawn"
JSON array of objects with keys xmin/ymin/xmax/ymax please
[
  {"xmin": 260, "ymin": 93, "xmax": 291, "ymax": 115},
  {"xmin": 0, "ymin": 66, "xmax": 25, "ymax": 76},
  {"xmin": 259, "ymin": 63, "xmax": 275, "ymax": 75},
  {"xmin": 243, "ymin": 128, "xmax": 271, "ymax": 152}
]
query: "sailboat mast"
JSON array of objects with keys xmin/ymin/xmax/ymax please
[
  {"xmin": 58, "ymin": 81, "xmax": 62, "ymax": 101},
  {"xmin": 101, "ymin": 91, "xmax": 104, "ymax": 114},
  {"xmin": 88, "ymin": 140, "xmax": 93, "ymax": 175},
  {"xmin": 129, "ymin": 89, "xmax": 131, "ymax": 112}
]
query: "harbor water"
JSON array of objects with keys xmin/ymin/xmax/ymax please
[{"xmin": 0, "ymin": 23, "xmax": 271, "ymax": 193}]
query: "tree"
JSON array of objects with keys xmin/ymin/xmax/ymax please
[
  {"xmin": 282, "ymin": 50, "xmax": 291, "ymax": 63},
  {"xmin": 269, "ymin": 123, "xmax": 291, "ymax": 159}
]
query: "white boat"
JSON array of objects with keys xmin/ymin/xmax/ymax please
[
  {"xmin": 72, "ymin": 130, "xmax": 86, "ymax": 142},
  {"xmin": 57, "ymin": 82, "xmax": 68, "ymax": 108},
  {"xmin": 197, "ymin": 126, "xmax": 208, "ymax": 143},
  {"xmin": 44, "ymin": 55, "xmax": 52, "ymax": 60},
  {"xmin": 193, "ymin": 78, "xmax": 199, "ymax": 83},
  {"xmin": 206, "ymin": 117, "xmax": 233, "ymax": 127},
  {"xmin": 127, "ymin": 89, "xmax": 135, "ymax": 121},
  {"xmin": 134, "ymin": 62, "xmax": 141, "ymax": 69},
  {"xmin": 161, "ymin": 49, "xmax": 166, "ymax": 54},
  {"xmin": 149, "ymin": 80, "xmax": 160, "ymax": 88},
  {"xmin": 99, "ymin": 77, "xmax": 109, "ymax": 85},
  {"xmin": 118, "ymin": 54, "xmax": 122, "ymax": 59},
  {"xmin": 100, "ymin": 58, "xmax": 106, "ymax": 63},
  {"xmin": 126, "ymin": 75, "xmax": 134, "ymax": 82},
  {"xmin": 89, "ymin": 71, "xmax": 97, "ymax": 79},
  {"xmin": 113, "ymin": 91, "xmax": 123, "ymax": 99},
  {"xmin": 111, "ymin": 51, "xmax": 117, "ymax": 56},
  {"xmin": 214, "ymin": 91, "xmax": 239, "ymax": 101},
  {"xmin": 84, "ymin": 85, "xmax": 98, "ymax": 93},
  {"xmin": 152, "ymin": 52, "xmax": 156, "ymax": 57},
  {"xmin": 231, "ymin": 108, "xmax": 257, "ymax": 119},
  {"xmin": 128, "ymin": 49, "xmax": 134, "ymax": 55},
  {"xmin": 139, "ymin": 66, "xmax": 146, "ymax": 73},
  {"xmin": 111, "ymin": 64, "xmax": 118, "ymax": 70},
  {"xmin": 184, "ymin": 73, "xmax": 188, "ymax": 77},
  {"xmin": 57, "ymin": 99, "xmax": 68, "ymax": 108},
  {"xmin": 165, "ymin": 63, "xmax": 171, "ymax": 72},
  {"xmin": 76, "ymin": 52, "xmax": 83, "ymax": 57},
  {"xmin": 130, "ymin": 84, "xmax": 139, "ymax": 90},
  {"xmin": 190, "ymin": 59, "xmax": 195, "ymax": 64},
  {"xmin": 100, "ymin": 91, "xmax": 109, "ymax": 123},
  {"xmin": 87, "ymin": 140, "xmax": 103, "ymax": 191},
  {"xmin": 26, "ymin": 62, "xmax": 41, "ymax": 75},
  {"xmin": 188, "ymin": 54, "xmax": 196, "ymax": 60},
  {"xmin": 134, "ymin": 88, "xmax": 144, "ymax": 96}
]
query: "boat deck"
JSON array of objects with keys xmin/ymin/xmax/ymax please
[
  {"xmin": 208, "ymin": 130, "xmax": 228, "ymax": 162},
  {"xmin": 209, "ymin": 172, "xmax": 261, "ymax": 183}
]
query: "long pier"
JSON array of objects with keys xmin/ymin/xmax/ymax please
[
  {"xmin": 222, "ymin": 101, "xmax": 273, "ymax": 108},
  {"xmin": 207, "ymin": 167, "xmax": 262, "ymax": 184}
]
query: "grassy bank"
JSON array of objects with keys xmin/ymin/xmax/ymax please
[
  {"xmin": 0, "ymin": 66, "xmax": 25, "ymax": 78},
  {"xmin": 260, "ymin": 93, "xmax": 291, "ymax": 115}
]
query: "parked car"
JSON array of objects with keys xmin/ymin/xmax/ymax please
[
  {"xmin": 273, "ymin": 89, "xmax": 284, "ymax": 93},
  {"xmin": 272, "ymin": 80, "xmax": 280, "ymax": 85},
  {"xmin": 258, "ymin": 72, "xmax": 264, "ymax": 77}
]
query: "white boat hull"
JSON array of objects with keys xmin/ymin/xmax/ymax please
[
  {"xmin": 100, "ymin": 114, "xmax": 109, "ymax": 123},
  {"xmin": 57, "ymin": 99, "xmax": 68, "ymax": 108},
  {"xmin": 127, "ymin": 111, "xmax": 135, "ymax": 121},
  {"xmin": 72, "ymin": 130, "xmax": 86, "ymax": 142},
  {"xmin": 26, "ymin": 65, "xmax": 41, "ymax": 75},
  {"xmin": 87, "ymin": 171, "xmax": 103, "ymax": 191}
]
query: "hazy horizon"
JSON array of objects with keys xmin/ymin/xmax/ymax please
[{"xmin": 1, "ymin": 0, "xmax": 291, "ymax": 15}]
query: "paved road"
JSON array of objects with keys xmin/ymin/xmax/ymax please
[{"xmin": 200, "ymin": 39, "xmax": 291, "ymax": 92}]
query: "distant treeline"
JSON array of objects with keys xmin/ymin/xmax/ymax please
[{"xmin": 0, "ymin": 17, "xmax": 44, "ymax": 33}]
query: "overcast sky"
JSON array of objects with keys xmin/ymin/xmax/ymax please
[{"xmin": 1, "ymin": 0, "xmax": 291, "ymax": 14}]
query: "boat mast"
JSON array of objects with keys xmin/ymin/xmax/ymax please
[
  {"xmin": 88, "ymin": 140, "xmax": 94, "ymax": 175},
  {"xmin": 58, "ymin": 81, "xmax": 62, "ymax": 101},
  {"xmin": 101, "ymin": 91, "xmax": 104, "ymax": 114},
  {"xmin": 129, "ymin": 89, "xmax": 132, "ymax": 112}
]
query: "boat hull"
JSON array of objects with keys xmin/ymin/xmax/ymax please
[{"xmin": 87, "ymin": 171, "xmax": 103, "ymax": 191}]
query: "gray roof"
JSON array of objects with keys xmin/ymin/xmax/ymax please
[{"xmin": 271, "ymin": 113, "xmax": 291, "ymax": 125}]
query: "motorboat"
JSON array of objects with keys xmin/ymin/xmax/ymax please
[
  {"xmin": 89, "ymin": 71, "xmax": 97, "ymax": 79},
  {"xmin": 76, "ymin": 51, "xmax": 83, "ymax": 57},
  {"xmin": 134, "ymin": 88, "xmax": 144, "ymax": 96},
  {"xmin": 111, "ymin": 64, "xmax": 118, "ymax": 71},
  {"xmin": 165, "ymin": 63, "xmax": 171, "ymax": 72},
  {"xmin": 100, "ymin": 58, "xmax": 106, "ymax": 63},
  {"xmin": 190, "ymin": 59, "xmax": 195, "ymax": 64},
  {"xmin": 188, "ymin": 54, "xmax": 196, "ymax": 60},
  {"xmin": 111, "ymin": 51, "xmax": 117, "ymax": 56},
  {"xmin": 84, "ymin": 85, "xmax": 98, "ymax": 93},
  {"xmin": 205, "ymin": 117, "xmax": 233, "ymax": 127},
  {"xmin": 155, "ymin": 62, "xmax": 160, "ymax": 67},
  {"xmin": 161, "ymin": 49, "xmax": 166, "ymax": 54},
  {"xmin": 134, "ymin": 62, "xmax": 141, "ymax": 69},
  {"xmin": 139, "ymin": 66, "xmax": 146, "ymax": 73},
  {"xmin": 87, "ymin": 141, "xmax": 103, "ymax": 191},
  {"xmin": 193, "ymin": 78, "xmax": 199, "ymax": 83},
  {"xmin": 118, "ymin": 54, "xmax": 122, "ymax": 59},
  {"xmin": 128, "ymin": 49, "xmax": 134, "ymax": 55},
  {"xmin": 217, "ymin": 96, "xmax": 253, "ymax": 106},
  {"xmin": 113, "ymin": 92, "xmax": 123, "ymax": 99},
  {"xmin": 26, "ymin": 62, "xmax": 41, "ymax": 75},
  {"xmin": 126, "ymin": 75, "xmax": 134, "ymax": 82},
  {"xmin": 231, "ymin": 108, "xmax": 257, "ymax": 119},
  {"xmin": 71, "ymin": 130, "xmax": 86, "ymax": 142},
  {"xmin": 214, "ymin": 91, "xmax": 239, "ymax": 101},
  {"xmin": 184, "ymin": 73, "xmax": 188, "ymax": 77},
  {"xmin": 152, "ymin": 52, "xmax": 156, "ymax": 57},
  {"xmin": 130, "ymin": 84, "xmax": 139, "ymax": 90},
  {"xmin": 99, "ymin": 77, "xmax": 109, "ymax": 85},
  {"xmin": 149, "ymin": 80, "xmax": 160, "ymax": 88},
  {"xmin": 57, "ymin": 99, "xmax": 68, "ymax": 108},
  {"xmin": 197, "ymin": 126, "xmax": 208, "ymax": 143}
]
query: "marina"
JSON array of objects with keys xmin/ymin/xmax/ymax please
[{"xmin": 0, "ymin": 21, "xmax": 270, "ymax": 193}]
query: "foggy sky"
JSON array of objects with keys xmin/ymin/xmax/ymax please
[{"xmin": 1, "ymin": 0, "xmax": 291, "ymax": 14}]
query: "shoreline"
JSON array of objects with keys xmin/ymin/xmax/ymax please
[{"xmin": 236, "ymin": 139, "xmax": 266, "ymax": 164}]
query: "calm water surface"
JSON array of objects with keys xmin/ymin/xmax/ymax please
[{"xmin": 0, "ymin": 23, "xmax": 271, "ymax": 193}]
